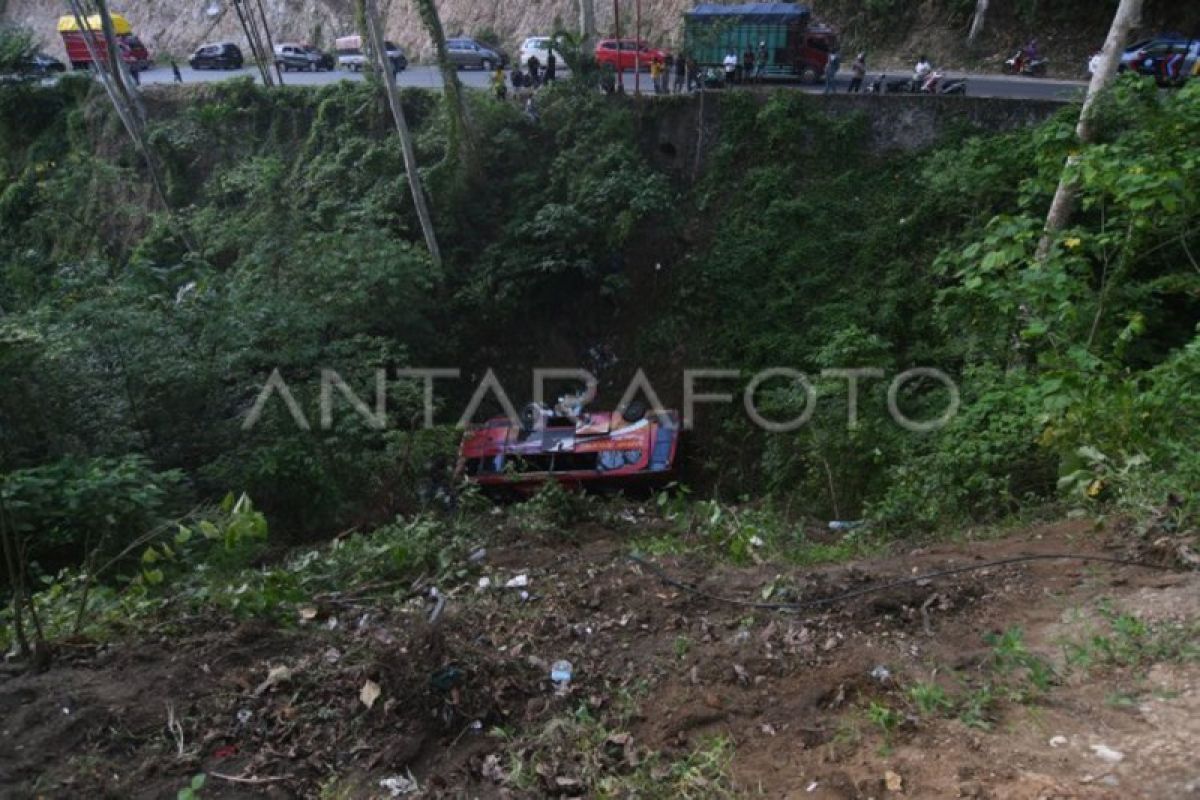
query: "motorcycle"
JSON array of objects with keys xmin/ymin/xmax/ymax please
[
  {"xmin": 940, "ymin": 76, "xmax": 967, "ymax": 95},
  {"xmin": 1003, "ymin": 51, "xmax": 1048, "ymax": 76},
  {"xmin": 883, "ymin": 70, "xmax": 964, "ymax": 95}
]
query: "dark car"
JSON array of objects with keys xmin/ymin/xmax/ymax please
[
  {"xmin": 446, "ymin": 37, "xmax": 507, "ymax": 70},
  {"xmin": 305, "ymin": 46, "xmax": 336, "ymax": 71},
  {"xmin": 18, "ymin": 52, "xmax": 67, "ymax": 77},
  {"xmin": 189, "ymin": 42, "xmax": 243, "ymax": 70}
]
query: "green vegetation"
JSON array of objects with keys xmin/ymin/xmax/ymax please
[
  {"xmin": 1, "ymin": 69, "xmax": 1198, "ymax": 657},
  {"xmin": 497, "ymin": 702, "xmax": 736, "ymax": 798}
]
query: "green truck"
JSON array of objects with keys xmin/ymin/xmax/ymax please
[{"xmin": 683, "ymin": 3, "xmax": 838, "ymax": 82}]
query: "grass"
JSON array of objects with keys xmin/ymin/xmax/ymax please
[
  {"xmin": 495, "ymin": 701, "xmax": 737, "ymax": 798},
  {"xmin": 1061, "ymin": 606, "xmax": 1200, "ymax": 669}
]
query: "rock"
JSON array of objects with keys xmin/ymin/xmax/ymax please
[
  {"xmin": 1090, "ymin": 744, "xmax": 1125, "ymax": 763},
  {"xmin": 885, "ymin": 769, "xmax": 904, "ymax": 792}
]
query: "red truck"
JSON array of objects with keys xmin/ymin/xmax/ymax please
[{"xmin": 58, "ymin": 13, "xmax": 152, "ymax": 73}]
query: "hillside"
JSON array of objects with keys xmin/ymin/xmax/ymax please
[
  {"xmin": 1, "ymin": 9, "xmax": 1199, "ymax": 794},
  {"xmin": 3, "ymin": 0, "xmax": 1199, "ymax": 72}
]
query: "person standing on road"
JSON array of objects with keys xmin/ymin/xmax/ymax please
[
  {"xmin": 527, "ymin": 54, "xmax": 541, "ymax": 87},
  {"xmin": 545, "ymin": 49, "xmax": 557, "ymax": 83},
  {"xmin": 742, "ymin": 48, "xmax": 755, "ymax": 84},
  {"xmin": 649, "ymin": 57, "xmax": 663, "ymax": 94},
  {"xmin": 755, "ymin": 41, "xmax": 768, "ymax": 82},
  {"xmin": 847, "ymin": 52, "xmax": 866, "ymax": 92},
  {"xmin": 823, "ymin": 49, "xmax": 841, "ymax": 94},
  {"xmin": 663, "ymin": 53, "xmax": 675, "ymax": 92},
  {"xmin": 171, "ymin": 60, "xmax": 183, "ymax": 83},
  {"xmin": 674, "ymin": 51, "xmax": 687, "ymax": 93},
  {"xmin": 723, "ymin": 50, "xmax": 738, "ymax": 85}
]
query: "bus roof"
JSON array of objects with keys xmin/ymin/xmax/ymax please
[
  {"xmin": 685, "ymin": 3, "xmax": 811, "ymax": 22},
  {"xmin": 57, "ymin": 14, "xmax": 134, "ymax": 35}
]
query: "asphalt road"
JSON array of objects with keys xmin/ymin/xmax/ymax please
[{"xmin": 136, "ymin": 63, "xmax": 1087, "ymax": 101}]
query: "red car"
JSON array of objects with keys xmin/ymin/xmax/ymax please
[
  {"xmin": 458, "ymin": 402, "xmax": 680, "ymax": 492},
  {"xmin": 595, "ymin": 38, "xmax": 668, "ymax": 72}
]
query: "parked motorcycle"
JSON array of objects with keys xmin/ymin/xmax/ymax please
[
  {"xmin": 940, "ymin": 76, "xmax": 968, "ymax": 95},
  {"xmin": 1003, "ymin": 51, "xmax": 1048, "ymax": 76},
  {"xmin": 883, "ymin": 70, "xmax": 965, "ymax": 95}
]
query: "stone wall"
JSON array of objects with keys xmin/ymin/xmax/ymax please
[{"xmin": 638, "ymin": 92, "xmax": 1069, "ymax": 179}]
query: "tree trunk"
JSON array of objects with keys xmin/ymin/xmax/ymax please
[
  {"xmin": 966, "ymin": 0, "xmax": 989, "ymax": 46},
  {"xmin": 1036, "ymin": 0, "xmax": 1142, "ymax": 261},
  {"xmin": 232, "ymin": 0, "xmax": 273, "ymax": 86},
  {"xmin": 93, "ymin": 0, "xmax": 132, "ymax": 107},
  {"xmin": 579, "ymin": 0, "xmax": 596, "ymax": 54},
  {"xmin": 254, "ymin": 0, "xmax": 286, "ymax": 85},
  {"xmin": 361, "ymin": 0, "xmax": 443, "ymax": 268},
  {"xmin": 411, "ymin": 0, "xmax": 474, "ymax": 167},
  {"xmin": 68, "ymin": 0, "xmax": 194, "ymax": 251}
]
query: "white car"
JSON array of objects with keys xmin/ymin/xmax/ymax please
[{"xmin": 519, "ymin": 36, "xmax": 566, "ymax": 70}]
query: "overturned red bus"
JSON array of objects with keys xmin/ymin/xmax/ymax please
[{"xmin": 458, "ymin": 401, "xmax": 680, "ymax": 492}]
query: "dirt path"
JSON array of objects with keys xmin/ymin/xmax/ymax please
[{"xmin": 1, "ymin": 517, "xmax": 1196, "ymax": 798}]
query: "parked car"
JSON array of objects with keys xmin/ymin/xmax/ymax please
[
  {"xmin": 274, "ymin": 42, "xmax": 323, "ymax": 71},
  {"xmin": 594, "ymin": 38, "xmax": 668, "ymax": 72},
  {"xmin": 18, "ymin": 51, "xmax": 66, "ymax": 76},
  {"xmin": 1118, "ymin": 36, "xmax": 1192, "ymax": 72},
  {"xmin": 446, "ymin": 37, "xmax": 507, "ymax": 70},
  {"xmin": 333, "ymin": 35, "xmax": 407, "ymax": 73},
  {"xmin": 519, "ymin": 36, "xmax": 567, "ymax": 69},
  {"xmin": 188, "ymin": 42, "xmax": 243, "ymax": 70},
  {"xmin": 306, "ymin": 46, "xmax": 335, "ymax": 71}
]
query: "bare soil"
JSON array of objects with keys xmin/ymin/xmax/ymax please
[{"xmin": 2, "ymin": 516, "xmax": 1198, "ymax": 799}]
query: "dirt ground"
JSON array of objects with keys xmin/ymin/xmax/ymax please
[{"xmin": 2, "ymin": 515, "xmax": 1198, "ymax": 799}]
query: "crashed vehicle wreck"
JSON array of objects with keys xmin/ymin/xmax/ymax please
[{"xmin": 457, "ymin": 400, "xmax": 680, "ymax": 491}]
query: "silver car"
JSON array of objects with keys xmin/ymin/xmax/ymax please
[{"xmin": 446, "ymin": 38, "xmax": 507, "ymax": 70}]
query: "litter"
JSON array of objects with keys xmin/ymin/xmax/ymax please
[
  {"xmin": 379, "ymin": 770, "xmax": 419, "ymax": 796},
  {"xmin": 828, "ymin": 520, "xmax": 864, "ymax": 531},
  {"xmin": 870, "ymin": 664, "xmax": 892, "ymax": 683},
  {"xmin": 550, "ymin": 659, "xmax": 574, "ymax": 689},
  {"xmin": 505, "ymin": 574, "xmax": 529, "ymax": 588},
  {"xmin": 1090, "ymin": 744, "xmax": 1124, "ymax": 763}
]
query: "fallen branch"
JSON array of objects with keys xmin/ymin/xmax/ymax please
[{"xmin": 209, "ymin": 771, "xmax": 293, "ymax": 785}]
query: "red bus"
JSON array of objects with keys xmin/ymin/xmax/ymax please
[{"xmin": 58, "ymin": 13, "xmax": 152, "ymax": 73}]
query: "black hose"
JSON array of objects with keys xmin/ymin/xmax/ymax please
[{"xmin": 627, "ymin": 552, "xmax": 1180, "ymax": 613}]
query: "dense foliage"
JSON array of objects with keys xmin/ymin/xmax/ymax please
[{"xmin": 1, "ymin": 72, "xmax": 1197, "ymax": 618}]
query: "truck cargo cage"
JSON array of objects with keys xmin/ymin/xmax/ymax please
[{"xmin": 683, "ymin": 3, "xmax": 835, "ymax": 81}]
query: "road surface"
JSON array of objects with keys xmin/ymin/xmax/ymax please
[{"xmin": 135, "ymin": 63, "xmax": 1087, "ymax": 102}]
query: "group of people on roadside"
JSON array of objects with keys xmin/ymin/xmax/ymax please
[
  {"xmin": 492, "ymin": 50, "xmax": 559, "ymax": 100},
  {"xmin": 721, "ymin": 42, "xmax": 771, "ymax": 84},
  {"xmin": 820, "ymin": 49, "xmax": 869, "ymax": 93}
]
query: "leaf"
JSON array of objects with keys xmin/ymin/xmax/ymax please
[{"xmin": 360, "ymin": 679, "xmax": 382, "ymax": 709}]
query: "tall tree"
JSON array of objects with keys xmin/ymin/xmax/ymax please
[
  {"xmin": 579, "ymin": 0, "xmax": 596, "ymax": 54},
  {"xmin": 1036, "ymin": 0, "xmax": 1143, "ymax": 260},
  {"xmin": 66, "ymin": 0, "xmax": 194, "ymax": 251},
  {"xmin": 412, "ymin": 0, "xmax": 474, "ymax": 168},
  {"xmin": 967, "ymin": 0, "xmax": 989, "ymax": 46},
  {"xmin": 361, "ymin": 0, "xmax": 443, "ymax": 268}
]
